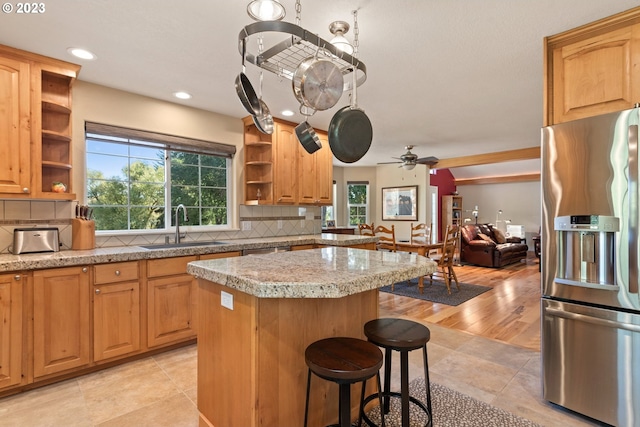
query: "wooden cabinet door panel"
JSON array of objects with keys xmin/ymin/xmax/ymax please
[
  {"xmin": 0, "ymin": 273, "xmax": 23, "ymax": 389},
  {"xmin": 315, "ymin": 132, "xmax": 333, "ymax": 205},
  {"xmin": 550, "ymin": 24, "xmax": 640, "ymax": 124},
  {"xmin": 0, "ymin": 56, "xmax": 30, "ymax": 195},
  {"xmin": 148, "ymin": 275, "xmax": 196, "ymax": 347},
  {"xmin": 297, "ymin": 146, "xmax": 317, "ymax": 204},
  {"xmin": 296, "ymin": 131, "xmax": 333, "ymax": 205},
  {"xmin": 93, "ymin": 281, "xmax": 140, "ymax": 361},
  {"xmin": 273, "ymin": 122, "xmax": 297, "ymax": 204},
  {"xmin": 33, "ymin": 267, "xmax": 90, "ymax": 377}
]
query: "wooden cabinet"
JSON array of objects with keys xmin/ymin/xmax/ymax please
[
  {"xmin": 243, "ymin": 116, "xmax": 333, "ymax": 205},
  {"xmin": 273, "ymin": 121, "xmax": 298, "ymax": 204},
  {"xmin": 0, "ymin": 273, "xmax": 24, "ymax": 390},
  {"xmin": 544, "ymin": 7, "xmax": 640, "ymax": 125},
  {"xmin": 33, "ymin": 266, "xmax": 90, "ymax": 378},
  {"xmin": 0, "ymin": 44, "xmax": 79, "ymax": 199},
  {"xmin": 441, "ymin": 195, "xmax": 463, "ymax": 240},
  {"xmin": 146, "ymin": 256, "xmax": 198, "ymax": 348},
  {"xmin": 298, "ymin": 130, "xmax": 333, "ymax": 205},
  {"xmin": 0, "ymin": 56, "xmax": 31, "ymax": 195},
  {"xmin": 243, "ymin": 117, "xmax": 273, "ymax": 204},
  {"xmin": 93, "ymin": 262, "xmax": 140, "ymax": 362}
]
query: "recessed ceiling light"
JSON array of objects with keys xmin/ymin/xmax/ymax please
[
  {"xmin": 67, "ymin": 47, "xmax": 96, "ymax": 60},
  {"xmin": 173, "ymin": 91, "xmax": 192, "ymax": 100},
  {"xmin": 282, "ymin": 110, "xmax": 294, "ymax": 116}
]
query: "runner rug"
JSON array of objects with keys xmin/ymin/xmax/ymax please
[
  {"xmin": 379, "ymin": 280, "xmax": 491, "ymax": 306},
  {"xmin": 365, "ymin": 378, "xmax": 542, "ymax": 427}
]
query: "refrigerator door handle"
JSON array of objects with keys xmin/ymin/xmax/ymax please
[
  {"xmin": 629, "ymin": 124, "xmax": 639, "ymax": 294},
  {"xmin": 546, "ymin": 307, "xmax": 640, "ymax": 333}
]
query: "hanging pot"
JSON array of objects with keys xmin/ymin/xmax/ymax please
[
  {"xmin": 235, "ymin": 39, "xmax": 261, "ymax": 116},
  {"xmin": 328, "ymin": 69, "xmax": 372, "ymax": 163},
  {"xmin": 252, "ymin": 72, "xmax": 274, "ymax": 134},
  {"xmin": 292, "ymin": 51, "xmax": 344, "ymax": 111},
  {"xmin": 295, "ymin": 120, "xmax": 322, "ymax": 154}
]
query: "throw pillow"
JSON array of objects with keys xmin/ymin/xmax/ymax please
[
  {"xmin": 493, "ymin": 228, "xmax": 507, "ymax": 244},
  {"xmin": 477, "ymin": 233, "xmax": 494, "ymax": 243}
]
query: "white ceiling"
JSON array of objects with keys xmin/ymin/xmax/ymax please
[{"xmin": 1, "ymin": 0, "xmax": 637, "ymax": 176}]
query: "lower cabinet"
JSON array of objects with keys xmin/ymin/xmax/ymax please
[
  {"xmin": 33, "ymin": 266, "xmax": 91, "ymax": 378},
  {"xmin": 0, "ymin": 273, "xmax": 23, "ymax": 390},
  {"xmin": 93, "ymin": 262, "xmax": 140, "ymax": 362},
  {"xmin": 147, "ymin": 256, "xmax": 198, "ymax": 348}
]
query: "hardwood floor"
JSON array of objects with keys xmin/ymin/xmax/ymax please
[{"xmin": 379, "ymin": 254, "xmax": 541, "ymax": 351}]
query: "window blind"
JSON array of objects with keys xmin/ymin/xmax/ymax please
[{"xmin": 85, "ymin": 122, "xmax": 236, "ymax": 158}]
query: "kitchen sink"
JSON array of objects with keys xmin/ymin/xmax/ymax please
[{"xmin": 140, "ymin": 241, "xmax": 227, "ymax": 250}]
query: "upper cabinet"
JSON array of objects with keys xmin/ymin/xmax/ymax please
[
  {"xmin": 0, "ymin": 44, "xmax": 80, "ymax": 199},
  {"xmin": 544, "ymin": 7, "xmax": 640, "ymax": 125},
  {"xmin": 243, "ymin": 116, "xmax": 333, "ymax": 205}
]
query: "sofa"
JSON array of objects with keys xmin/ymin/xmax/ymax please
[{"xmin": 460, "ymin": 224, "xmax": 528, "ymax": 267}]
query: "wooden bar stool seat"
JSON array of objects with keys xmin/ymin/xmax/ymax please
[
  {"xmin": 304, "ymin": 337, "xmax": 385, "ymax": 427},
  {"xmin": 362, "ymin": 318, "xmax": 433, "ymax": 427}
]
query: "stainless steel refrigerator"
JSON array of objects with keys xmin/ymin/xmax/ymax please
[{"xmin": 542, "ymin": 108, "xmax": 640, "ymax": 427}]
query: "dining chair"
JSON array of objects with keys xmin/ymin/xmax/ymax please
[
  {"xmin": 428, "ymin": 224, "xmax": 460, "ymax": 294},
  {"xmin": 374, "ymin": 224, "xmax": 396, "ymax": 252},
  {"xmin": 358, "ymin": 222, "xmax": 375, "ymax": 237},
  {"xmin": 374, "ymin": 224, "xmax": 398, "ymax": 290},
  {"xmin": 411, "ymin": 222, "xmax": 436, "ymax": 256}
]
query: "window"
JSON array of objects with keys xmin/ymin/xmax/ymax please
[
  {"xmin": 85, "ymin": 123, "xmax": 235, "ymax": 232},
  {"xmin": 321, "ymin": 182, "xmax": 337, "ymax": 226},
  {"xmin": 347, "ymin": 182, "xmax": 369, "ymax": 226}
]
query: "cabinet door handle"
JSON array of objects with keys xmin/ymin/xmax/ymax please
[
  {"xmin": 14, "ymin": 275, "xmax": 20, "ymax": 281},
  {"xmin": 82, "ymin": 267, "xmax": 88, "ymax": 273},
  {"xmin": 22, "ymin": 187, "xmax": 29, "ymax": 193},
  {"xmin": 95, "ymin": 289, "xmax": 101, "ymax": 295},
  {"xmin": 115, "ymin": 270, "xmax": 121, "ymax": 276}
]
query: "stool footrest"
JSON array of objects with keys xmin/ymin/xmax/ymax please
[{"xmin": 361, "ymin": 392, "xmax": 432, "ymax": 427}]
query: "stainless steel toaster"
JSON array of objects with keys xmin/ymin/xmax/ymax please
[{"xmin": 12, "ymin": 227, "xmax": 60, "ymax": 254}]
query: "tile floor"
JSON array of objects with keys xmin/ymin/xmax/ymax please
[{"xmin": 0, "ymin": 323, "xmax": 604, "ymax": 427}]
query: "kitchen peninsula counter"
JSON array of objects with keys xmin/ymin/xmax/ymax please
[{"xmin": 188, "ymin": 247, "xmax": 436, "ymax": 427}]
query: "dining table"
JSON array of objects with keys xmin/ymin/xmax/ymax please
[{"xmin": 393, "ymin": 239, "xmax": 443, "ymax": 292}]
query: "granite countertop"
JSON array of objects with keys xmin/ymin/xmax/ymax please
[
  {"xmin": 187, "ymin": 246, "xmax": 437, "ymax": 298},
  {"xmin": 0, "ymin": 234, "xmax": 377, "ymax": 272}
]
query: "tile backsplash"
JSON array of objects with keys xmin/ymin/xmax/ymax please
[{"xmin": 0, "ymin": 200, "xmax": 322, "ymax": 253}]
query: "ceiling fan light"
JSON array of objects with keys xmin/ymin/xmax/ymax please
[
  {"xmin": 403, "ymin": 162, "xmax": 416, "ymax": 170},
  {"xmin": 247, "ymin": 0, "xmax": 285, "ymax": 21}
]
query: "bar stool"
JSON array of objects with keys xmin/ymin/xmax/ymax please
[
  {"xmin": 304, "ymin": 337, "xmax": 385, "ymax": 427},
  {"xmin": 362, "ymin": 318, "xmax": 432, "ymax": 427}
]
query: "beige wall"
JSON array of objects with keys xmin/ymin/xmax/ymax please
[
  {"xmin": 375, "ymin": 164, "xmax": 431, "ymax": 241},
  {"xmin": 72, "ymin": 81, "xmax": 244, "ymax": 227},
  {"xmin": 458, "ymin": 180, "xmax": 541, "ymax": 246}
]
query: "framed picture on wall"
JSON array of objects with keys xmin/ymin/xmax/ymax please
[{"xmin": 382, "ymin": 186, "xmax": 418, "ymax": 221}]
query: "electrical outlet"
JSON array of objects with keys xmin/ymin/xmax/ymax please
[
  {"xmin": 221, "ymin": 291, "xmax": 234, "ymax": 310},
  {"xmin": 277, "ymin": 220, "xmax": 283, "ymax": 229},
  {"xmin": 242, "ymin": 221, "xmax": 251, "ymax": 231}
]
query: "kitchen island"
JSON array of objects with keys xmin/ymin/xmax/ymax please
[{"xmin": 187, "ymin": 247, "xmax": 436, "ymax": 427}]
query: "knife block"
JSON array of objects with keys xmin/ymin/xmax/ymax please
[{"xmin": 72, "ymin": 219, "xmax": 96, "ymax": 250}]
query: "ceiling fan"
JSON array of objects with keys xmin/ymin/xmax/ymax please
[{"xmin": 378, "ymin": 145, "xmax": 439, "ymax": 170}]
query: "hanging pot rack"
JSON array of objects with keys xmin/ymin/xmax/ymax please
[{"xmin": 238, "ymin": 20, "xmax": 367, "ymax": 92}]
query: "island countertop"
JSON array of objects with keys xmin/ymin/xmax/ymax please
[{"xmin": 187, "ymin": 246, "xmax": 437, "ymax": 298}]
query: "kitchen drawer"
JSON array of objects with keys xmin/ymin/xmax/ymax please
[
  {"xmin": 147, "ymin": 256, "xmax": 197, "ymax": 278},
  {"xmin": 94, "ymin": 261, "xmax": 139, "ymax": 284},
  {"xmin": 199, "ymin": 251, "xmax": 241, "ymax": 260}
]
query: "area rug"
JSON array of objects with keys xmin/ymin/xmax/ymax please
[
  {"xmin": 365, "ymin": 378, "xmax": 542, "ymax": 427},
  {"xmin": 379, "ymin": 280, "xmax": 491, "ymax": 306}
]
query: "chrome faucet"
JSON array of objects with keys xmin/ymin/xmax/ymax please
[{"xmin": 175, "ymin": 204, "xmax": 188, "ymax": 244}]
